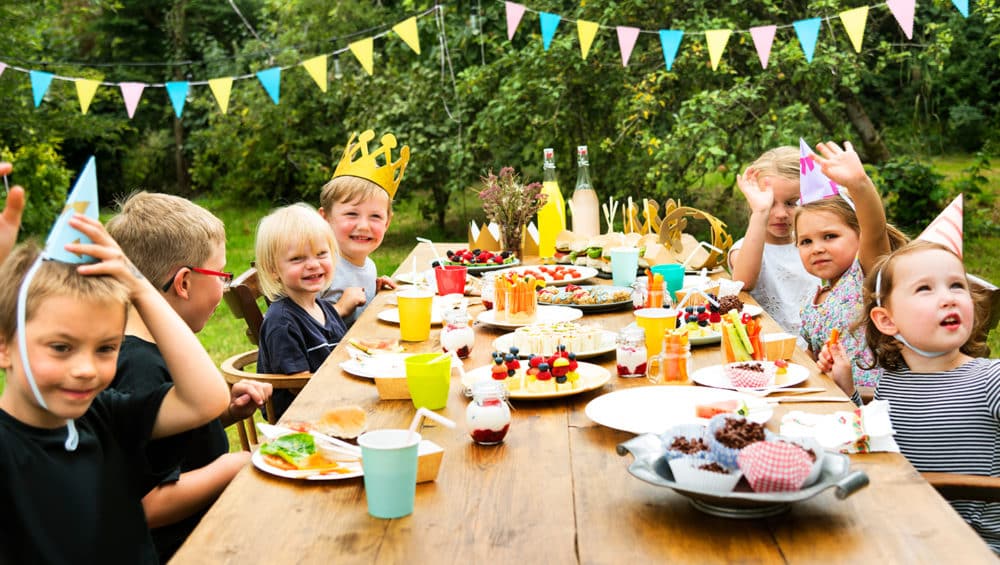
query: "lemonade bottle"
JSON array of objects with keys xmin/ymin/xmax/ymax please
[
  {"xmin": 538, "ymin": 147, "xmax": 566, "ymax": 258},
  {"xmin": 570, "ymin": 145, "xmax": 601, "ymax": 237}
]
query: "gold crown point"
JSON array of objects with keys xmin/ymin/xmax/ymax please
[{"xmin": 333, "ymin": 129, "xmax": 409, "ymax": 200}]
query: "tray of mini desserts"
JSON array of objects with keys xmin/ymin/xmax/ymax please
[{"xmin": 614, "ymin": 414, "xmax": 869, "ymax": 518}]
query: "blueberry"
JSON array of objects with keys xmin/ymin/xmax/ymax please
[
  {"xmin": 431, "ymin": 260, "xmax": 441, "ymax": 267},
  {"xmin": 509, "ymin": 346, "xmax": 520, "ymax": 355},
  {"xmin": 504, "ymin": 353, "xmax": 515, "ymax": 362},
  {"xmin": 446, "ymin": 250, "xmax": 455, "ymax": 258},
  {"xmin": 472, "ymin": 248, "xmax": 481, "ymax": 255},
  {"xmin": 500, "ymin": 250, "xmax": 511, "ymax": 259},
  {"xmin": 685, "ymin": 306, "xmax": 695, "ymax": 313},
  {"xmin": 696, "ymin": 306, "xmax": 706, "ymax": 313}
]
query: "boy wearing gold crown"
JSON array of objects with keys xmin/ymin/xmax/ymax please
[{"xmin": 319, "ymin": 130, "xmax": 409, "ymax": 326}]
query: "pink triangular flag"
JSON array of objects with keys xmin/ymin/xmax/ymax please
[
  {"xmin": 749, "ymin": 25, "xmax": 777, "ymax": 69},
  {"xmin": 799, "ymin": 138, "xmax": 841, "ymax": 204},
  {"xmin": 505, "ymin": 2, "xmax": 526, "ymax": 41},
  {"xmin": 119, "ymin": 82, "xmax": 146, "ymax": 119},
  {"xmin": 886, "ymin": 0, "xmax": 915, "ymax": 40},
  {"xmin": 616, "ymin": 26, "xmax": 641, "ymax": 66},
  {"xmin": 0, "ymin": 62, "xmax": 7, "ymax": 78},
  {"xmin": 918, "ymin": 194, "xmax": 963, "ymax": 258}
]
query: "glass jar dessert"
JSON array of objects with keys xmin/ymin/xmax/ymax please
[
  {"xmin": 440, "ymin": 308, "xmax": 475, "ymax": 359},
  {"xmin": 466, "ymin": 380, "xmax": 511, "ymax": 445},
  {"xmin": 616, "ymin": 324, "xmax": 647, "ymax": 378}
]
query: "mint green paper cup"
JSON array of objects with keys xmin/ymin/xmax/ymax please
[
  {"xmin": 609, "ymin": 246, "xmax": 640, "ymax": 288},
  {"xmin": 405, "ymin": 353, "xmax": 451, "ymax": 410},
  {"xmin": 651, "ymin": 263, "xmax": 685, "ymax": 303},
  {"xmin": 359, "ymin": 429, "xmax": 421, "ymax": 519}
]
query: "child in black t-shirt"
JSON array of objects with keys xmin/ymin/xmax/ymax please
[{"xmin": 0, "ymin": 215, "xmax": 230, "ymax": 564}]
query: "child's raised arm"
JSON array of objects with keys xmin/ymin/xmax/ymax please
[
  {"xmin": 66, "ymin": 215, "xmax": 229, "ymax": 439},
  {"xmin": 813, "ymin": 141, "xmax": 890, "ymax": 274},
  {"xmin": 0, "ymin": 184, "xmax": 25, "ymax": 264},
  {"xmin": 729, "ymin": 167, "xmax": 771, "ymax": 290}
]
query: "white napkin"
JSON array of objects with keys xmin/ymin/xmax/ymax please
[{"xmin": 780, "ymin": 400, "xmax": 900, "ymax": 454}]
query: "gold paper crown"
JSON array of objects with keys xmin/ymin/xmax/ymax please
[{"xmin": 332, "ymin": 130, "xmax": 410, "ymax": 199}]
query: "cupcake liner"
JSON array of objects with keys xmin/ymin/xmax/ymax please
[
  {"xmin": 659, "ymin": 423, "xmax": 711, "ymax": 461},
  {"xmin": 724, "ymin": 361, "xmax": 776, "ymax": 388},
  {"xmin": 737, "ymin": 441, "xmax": 814, "ymax": 493},
  {"xmin": 777, "ymin": 436, "xmax": 825, "ymax": 487},
  {"xmin": 707, "ymin": 414, "xmax": 770, "ymax": 469},
  {"xmin": 668, "ymin": 455, "xmax": 743, "ymax": 493}
]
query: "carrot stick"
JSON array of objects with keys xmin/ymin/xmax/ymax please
[{"xmin": 828, "ymin": 328, "xmax": 840, "ymax": 346}]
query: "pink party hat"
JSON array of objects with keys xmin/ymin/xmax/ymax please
[
  {"xmin": 917, "ymin": 194, "xmax": 963, "ymax": 258},
  {"xmin": 799, "ymin": 138, "xmax": 842, "ymax": 204}
]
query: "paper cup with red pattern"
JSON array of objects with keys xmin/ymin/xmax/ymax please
[
  {"xmin": 659, "ymin": 423, "xmax": 711, "ymax": 461},
  {"xmin": 668, "ymin": 455, "xmax": 743, "ymax": 493},
  {"xmin": 737, "ymin": 440, "xmax": 814, "ymax": 493},
  {"xmin": 777, "ymin": 436, "xmax": 825, "ymax": 487},
  {"xmin": 707, "ymin": 414, "xmax": 770, "ymax": 469},
  {"xmin": 723, "ymin": 361, "xmax": 775, "ymax": 389}
]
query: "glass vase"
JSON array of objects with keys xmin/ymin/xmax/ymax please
[{"xmin": 499, "ymin": 223, "xmax": 525, "ymax": 260}]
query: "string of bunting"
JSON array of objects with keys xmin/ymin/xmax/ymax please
[{"xmin": 0, "ymin": 0, "xmax": 971, "ymax": 120}]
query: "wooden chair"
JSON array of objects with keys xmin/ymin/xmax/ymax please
[
  {"xmin": 922, "ymin": 472, "xmax": 1000, "ymax": 503},
  {"xmin": 220, "ymin": 349, "xmax": 312, "ymax": 451},
  {"xmin": 222, "ymin": 266, "xmax": 268, "ymax": 346}
]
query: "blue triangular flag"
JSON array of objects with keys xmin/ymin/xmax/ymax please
[
  {"xmin": 30, "ymin": 70, "xmax": 55, "ymax": 107},
  {"xmin": 256, "ymin": 67, "xmax": 281, "ymax": 105},
  {"xmin": 793, "ymin": 18, "xmax": 822, "ymax": 63},
  {"xmin": 951, "ymin": 0, "xmax": 969, "ymax": 17},
  {"xmin": 45, "ymin": 157, "xmax": 99, "ymax": 264},
  {"xmin": 539, "ymin": 12, "xmax": 561, "ymax": 51},
  {"xmin": 658, "ymin": 30, "xmax": 684, "ymax": 71},
  {"xmin": 165, "ymin": 81, "xmax": 189, "ymax": 118}
]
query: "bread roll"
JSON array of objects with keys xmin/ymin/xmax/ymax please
[{"xmin": 316, "ymin": 406, "xmax": 367, "ymax": 439}]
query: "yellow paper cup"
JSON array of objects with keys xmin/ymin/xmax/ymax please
[
  {"xmin": 397, "ymin": 289, "xmax": 434, "ymax": 342},
  {"xmin": 404, "ymin": 353, "xmax": 452, "ymax": 410},
  {"xmin": 635, "ymin": 307, "xmax": 677, "ymax": 357}
]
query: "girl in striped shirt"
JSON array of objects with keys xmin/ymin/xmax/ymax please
[{"xmin": 829, "ymin": 239, "xmax": 1000, "ymax": 552}]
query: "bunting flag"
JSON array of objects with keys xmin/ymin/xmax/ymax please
[
  {"xmin": 887, "ymin": 0, "xmax": 915, "ymax": 39},
  {"xmin": 506, "ymin": 2, "xmax": 526, "ymax": 41},
  {"xmin": 119, "ymin": 82, "xmax": 145, "ymax": 118},
  {"xmin": 705, "ymin": 29, "xmax": 731, "ymax": 71},
  {"xmin": 952, "ymin": 0, "xmax": 969, "ymax": 17},
  {"xmin": 577, "ymin": 20, "xmax": 599, "ymax": 60},
  {"xmin": 165, "ymin": 81, "xmax": 189, "ymax": 118},
  {"xmin": 539, "ymin": 12, "xmax": 561, "ymax": 51},
  {"xmin": 0, "ymin": 62, "xmax": 6, "ymax": 78},
  {"xmin": 616, "ymin": 26, "xmax": 640, "ymax": 66},
  {"xmin": 749, "ymin": 25, "xmax": 776, "ymax": 69},
  {"xmin": 839, "ymin": 7, "xmax": 869, "ymax": 53},
  {"xmin": 392, "ymin": 16, "xmax": 421, "ymax": 54},
  {"xmin": 30, "ymin": 70, "xmax": 54, "ymax": 107},
  {"xmin": 46, "ymin": 156, "xmax": 99, "ymax": 264},
  {"xmin": 349, "ymin": 38, "xmax": 374, "ymax": 75},
  {"xmin": 917, "ymin": 194, "xmax": 964, "ymax": 258},
  {"xmin": 793, "ymin": 18, "xmax": 822, "ymax": 63},
  {"xmin": 658, "ymin": 30, "xmax": 683, "ymax": 71},
  {"xmin": 301, "ymin": 55, "xmax": 328, "ymax": 92},
  {"xmin": 208, "ymin": 77, "xmax": 233, "ymax": 114},
  {"xmin": 256, "ymin": 67, "xmax": 281, "ymax": 104},
  {"xmin": 799, "ymin": 138, "xmax": 841, "ymax": 204},
  {"xmin": 75, "ymin": 79, "xmax": 101, "ymax": 115}
]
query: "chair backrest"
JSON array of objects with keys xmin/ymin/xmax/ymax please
[
  {"xmin": 220, "ymin": 349, "xmax": 312, "ymax": 451},
  {"xmin": 223, "ymin": 266, "xmax": 267, "ymax": 347},
  {"xmin": 969, "ymin": 274, "xmax": 1000, "ymax": 355},
  {"xmin": 922, "ymin": 472, "xmax": 1000, "ymax": 503}
]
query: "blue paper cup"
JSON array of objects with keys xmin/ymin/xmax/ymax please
[
  {"xmin": 609, "ymin": 247, "xmax": 640, "ymax": 288},
  {"xmin": 358, "ymin": 429, "xmax": 422, "ymax": 519},
  {"xmin": 651, "ymin": 263, "xmax": 685, "ymax": 303}
]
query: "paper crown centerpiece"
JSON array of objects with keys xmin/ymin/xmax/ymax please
[
  {"xmin": 333, "ymin": 130, "xmax": 410, "ymax": 200},
  {"xmin": 917, "ymin": 194, "xmax": 963, "ymax": 258},
  {"xmin": 45, "ymin": 156, "xmax": 99, "ymax": 264}
]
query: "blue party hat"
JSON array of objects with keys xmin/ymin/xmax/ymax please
[{"xmin": 44, "ymin": 156, "xmax": 98, "ymax": 263}]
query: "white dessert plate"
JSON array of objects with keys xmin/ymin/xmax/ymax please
[
  {"xmin": 689, "ymin": 362, "xmax": 810, "ymax": 392},
  {"xmin": 445, "ymin": 258, "xmax": 521, "ymax": 274},
  {"xmin": 491, "ymin": 329, "xmax": 617, "ymax": 359},
  {"xmin": 251, "ymin": 450, "xmax": 363, "ymax": 481},
  {"xmin": 476, "ymin": 306, "xmax": 582, "ymax": 330},
  {"xmin": 462, "ymin": 361, "xmax": 611, "ymax": 399},
  {"xmin": 340, "ymin": 353, "xmax": 462, "ymax": 380},
  {"xmin": 492, "ymin": 265, "xmax": 599, "ymax": 286},
  {"xmin": 584, "ymin": 386, "xmax": 773, "ymax": 435}
]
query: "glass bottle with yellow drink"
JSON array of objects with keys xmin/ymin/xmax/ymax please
[{"xmin": 538, "ymin": 148, "xmax": 566, "ymax": 258}]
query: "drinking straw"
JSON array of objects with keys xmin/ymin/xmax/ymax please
[
  {"xmin": 408, "ymin": 407, "xmax": 457, "ymax": 443},
  {"xmin": 416, "ymin": 237, "xmax": 444, "ymax": 267}
]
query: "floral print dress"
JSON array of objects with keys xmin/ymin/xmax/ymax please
[{"xmin": 799, "ymin": 258, "xmax": 881, "ymax": 388}]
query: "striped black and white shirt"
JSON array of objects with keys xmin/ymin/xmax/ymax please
[{"xmin": 875, "ymin": 357, "xmax": 1000, "ymax": 553}]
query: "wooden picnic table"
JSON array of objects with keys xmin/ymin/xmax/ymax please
[{"xmin": 171, "ymin": 243, "xmax": 996, "ymax": 564}]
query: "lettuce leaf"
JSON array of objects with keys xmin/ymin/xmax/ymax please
[{"xmin": 259, "ymin": 432, "xmax": 316, "ymax": 466}]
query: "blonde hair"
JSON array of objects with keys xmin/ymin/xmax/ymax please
[
  {"xmin": 319, "ymin": 176, "xmax": 393, "ymax": 218},
  {"xmin": 860, "ymin": 240, "xmax": 990, "ymax": 371},
  {"xmin": 0, "ymin": 243, "xmax": 130, "ymax": 342},
  {"xmin": 255, "ymin": 203, "xmax": 339, "ymax": 301},
  {"xmin": 106, "ymin": 191, "xmax": 226, "ymax": 288},
  {"xmin": 749, "ymin": 146, "xmax": 799, "ymax": 182}
]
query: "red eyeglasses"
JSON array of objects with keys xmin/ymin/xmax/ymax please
[{"xmin": 161, "ymin": 266, "xmax": 235, "ymax": 292}]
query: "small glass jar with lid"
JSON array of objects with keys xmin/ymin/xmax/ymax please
[
  {"xmin": 466, "ymin": 380, "xmax": 511, "ymax": 445},
  {"xmin": 440, "ymin": 308, "xmax": 475, "ymax": 359},
  {"xmin": 480, "ymin": 271, "xmax": 497, "ymax": 310},
  {"xmin": 616, "ymin": 323, "xmax": 647, "ymax": 378}
]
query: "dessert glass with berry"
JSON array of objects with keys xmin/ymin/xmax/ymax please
[
  {"xmin": 466, "ymin": 380, "xmax": 511, "ymax": 445},
  {"xmin": 440, "ymin": 308, "xmax": 475, "ymax": 359}
]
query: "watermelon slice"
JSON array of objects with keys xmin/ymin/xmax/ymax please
[{"xmin": 695, "ymin": 399, "xmax": 740, "ymax": 419}]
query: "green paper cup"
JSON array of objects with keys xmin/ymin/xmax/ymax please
[
  {"xmin": 358, "ymin": 429, "xmax": 421, "ymax": 519},
  {"xmin": 651, "ymin": 263, "xmax": 685, "ymax": 303},
  {"xmin": 404, "ymin": 353, "xmax": 452, "ymax": 410}
]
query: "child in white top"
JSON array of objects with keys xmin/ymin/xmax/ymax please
[
  {"xmin": 728, "ymin": 146, "xmax": 819, "ymax": 339},
  {"xmin": 830, "ymin": 240, "xmax": 999, "ymax": 552}
]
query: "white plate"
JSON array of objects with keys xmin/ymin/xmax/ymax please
[
  {"xmin": 340, "ymin": 353, "xmax": 411, "ymax": 379},
  {"xmin": 251, "ymin": 447, "xmax": 363, "ymax": 481},
  {"xmin": 743, "ymin": 304, "xmax": 763, "ymax": 317},
  {"xmin": 689, "ymin": 362, "xmax": 810, "ymax": 392},
  {"xmin": 688, "ymin": 331, "xmax": 722, "ymax": 346},
  {"xmin": 492, "ymin": 265, "xmax": 599, "ymax": 286},
  {"xmin": 491, "ymin": 329, "xmax": 617, "ymax": 359},
  {"xmin": 462, "ymin": 361, "xmax": 611, "ymax": 399},
  {"xmin": 476, "ymin": 306, "xmax": 583, "ymax": 329},
  {"xmin": 584, "ymin": 386, "xmax": 773, "ymax": 434},
  {"xmin": 378, "ymin": 307, "xmax": 444, "ymax": 326},
  {"xmin": 537, "ymin": 285, "xmax": 634, "ymax": 313}
]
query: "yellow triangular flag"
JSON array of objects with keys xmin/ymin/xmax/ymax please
[
  {"xmin": 839, "ymin": 6, "xmax": 868, "ymax": 53},
  {"xmin": 577, "ymin": 20, "xmax": 599, "ymax": 60},
  {"xmin": 349, "ymin": 38, "xmax": 375, "ymax": 76},
  {"xmin": 208, "ymin": 77, "xmax": 234, "ymax": 114},
  {"xmin": 705, "ymin": 29, "xmax": 732, "ymax": 71},
  {"xmin": 75, "ymin": 79, "xmax": 101, "ymax": 115},
  {"xmin": 301, "ymin": 55, "xmax": 328, "ymax": 93},
  {"xmin": 392, "ymin": 16, "xmax": 421, "ymax": 55}
]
